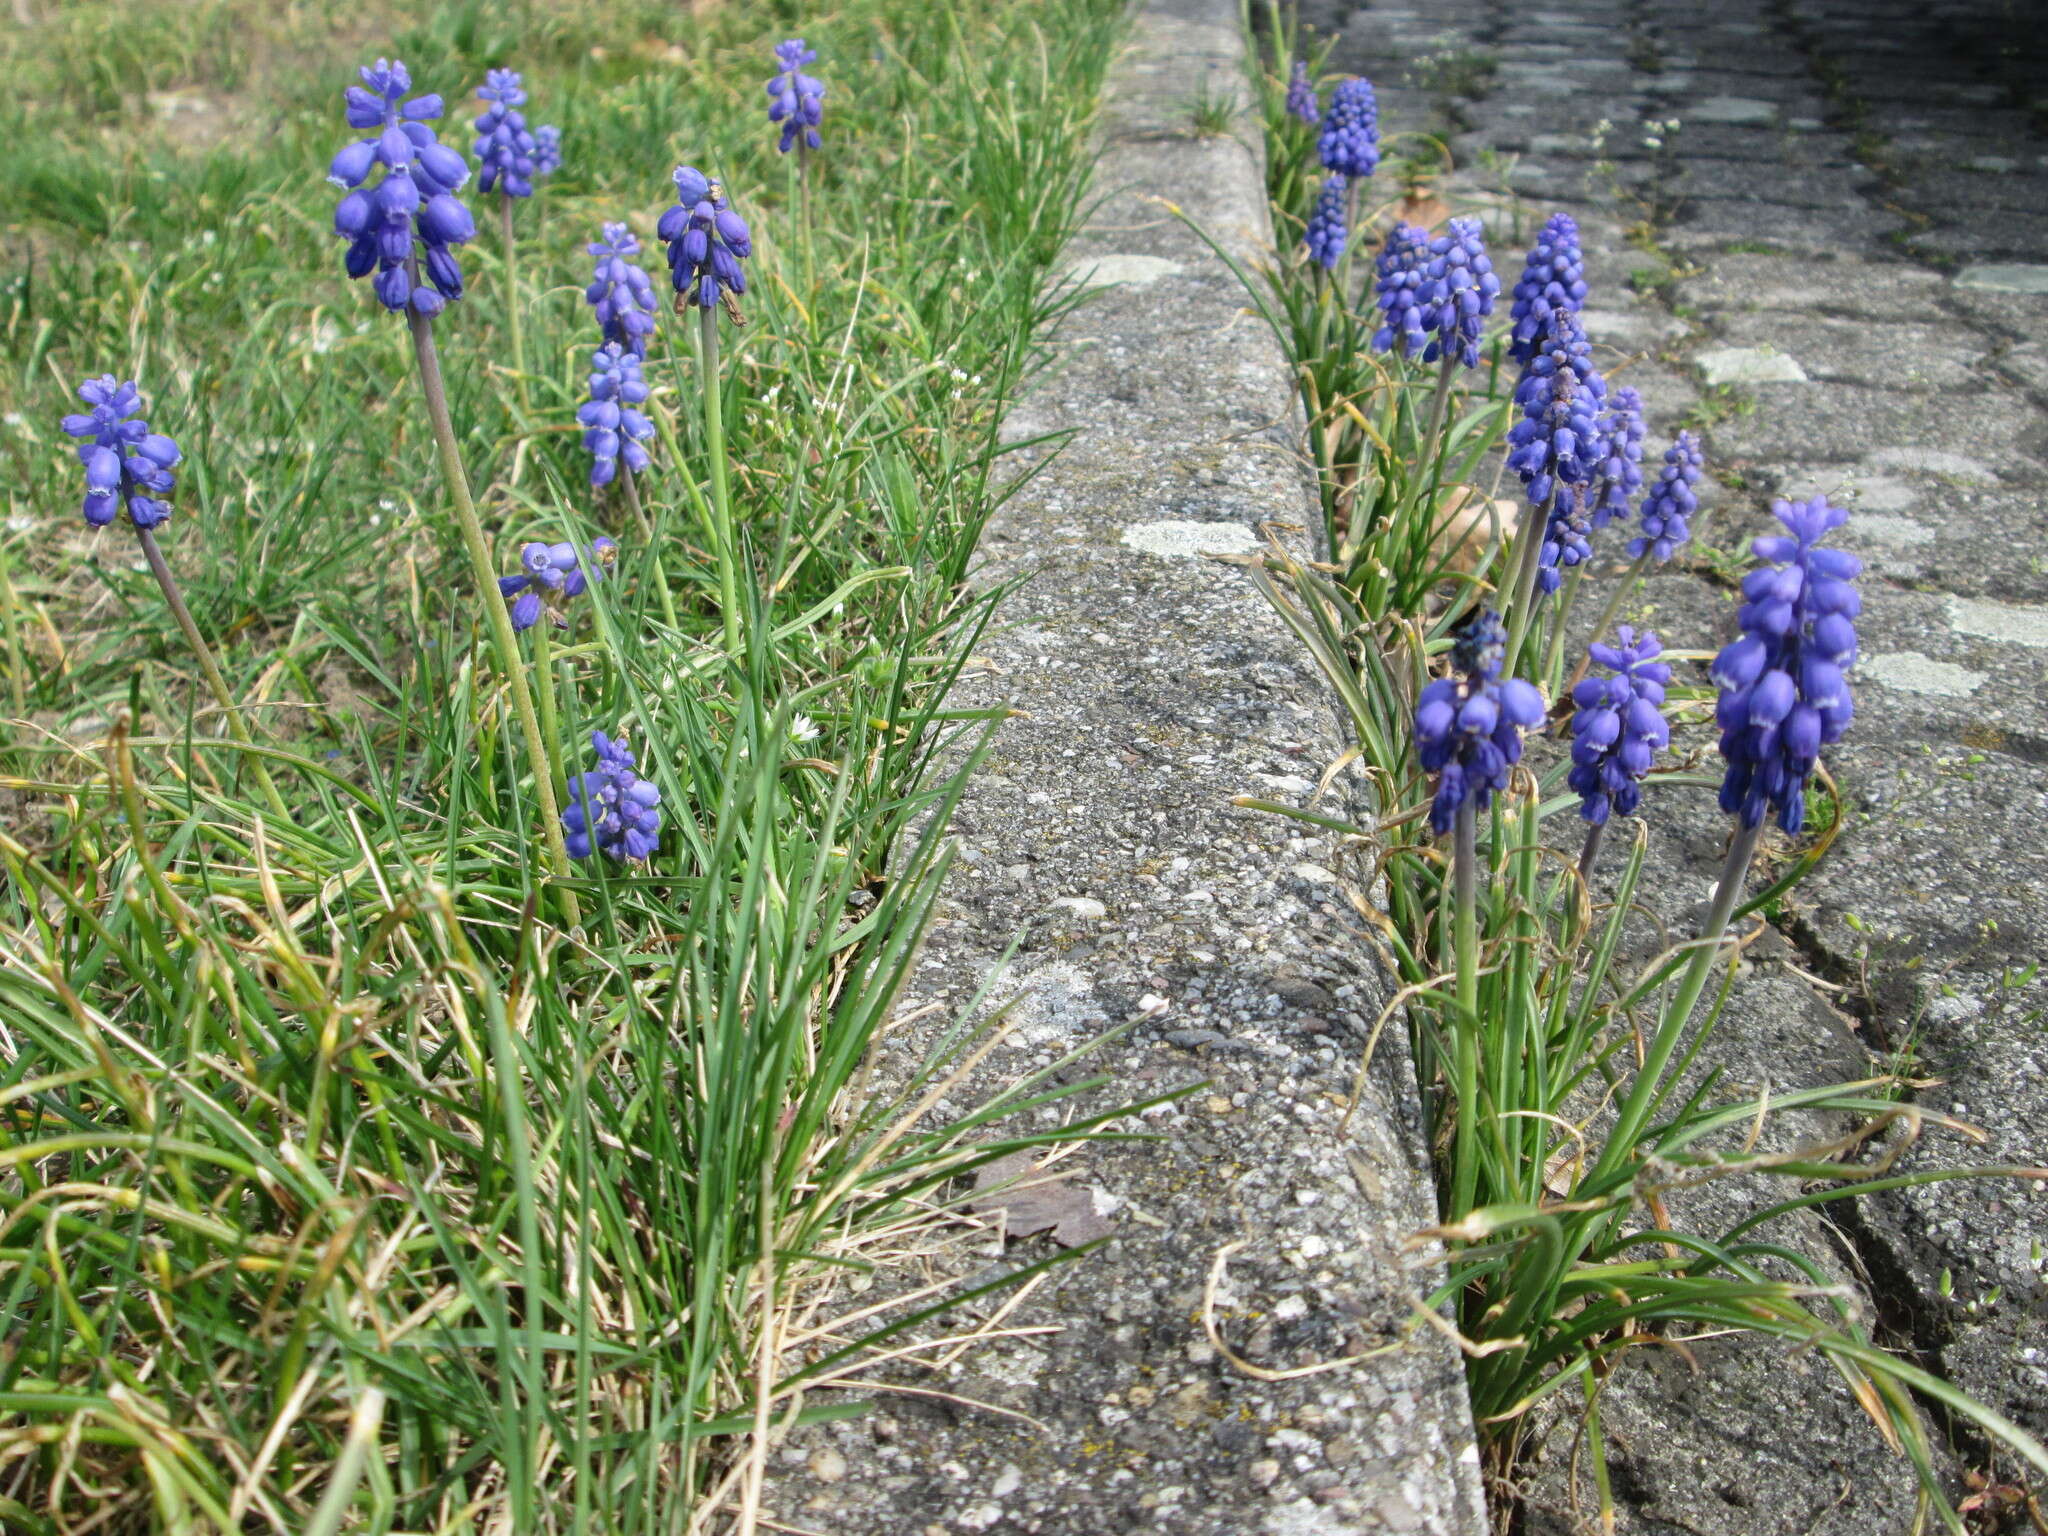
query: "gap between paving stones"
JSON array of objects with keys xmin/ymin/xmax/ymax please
[{"xmin": 762, "ymin": 3, "xmax": 1488, "ymax": 1531}]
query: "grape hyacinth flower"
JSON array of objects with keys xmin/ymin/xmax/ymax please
[
  {"xmin": 498, "ymin": 537, "xmax": 618, "ymax": 632},
  {"xmin": 61, "ymin": 375, "xmax": 292, "ymax": 820},
  {"xmin": 563, "ymin": 729, "xmax": 662, "ymax": 862},
  {"xmin": 329, "ymin": 59, "xmax": 475, "ymax": 315},
  {"xmin": 1318, "ymin": 77, "xmax": 1379, "ymax": 179},
  {"xmin": 1507, "ymin": 213, "xmax": 1587, "ymax": 367},
  {"xmin": 1304, "ymin": 175, "xmax": 1348, "ymax": 271},
  {"xmin": 1588, "ymin": 386, "xmax": 1645, "ymax": 530},
  {"xmin": 578, "ymin": 343, "xmax": 654, "ymax": 488},
  {"xmin": 1569, "ymin": 627, "xmax": 1669, "ymax": 826},
  {"xmin": 533, "ymin": 123, "xmax": 561, "ymax": 179},
  {"xmin": 586, "ymin": 223, "xmax": 658, "ymax": 356},
  {"xmin": 1505, "ymin": 311, "xmax": 1606, "ymax": 596},
  {"xmin": 1712, "ymin": 497, "xmax": 1860, "ymax": 835},
  {"xmin": 1286, "ymin": 60, "xmax": 1319, "ymax": 124},
  {"xmin": 473, "ymin": 69, "xmax": 542, "ymax": 198},
  {"xmin": 63, "ymin": 376, "xmax": 180, "ymax": 530},
  {"xmin": 765, "ymin": 39, "xmax": 825, "ymax": 154},
  {"xmin": 1371, "ymin": 223, "xmax": 1437, "ymax": 358},
  {"xmin": 660, "ymin": 166, "xmax": 753, "ymax": 310},
  {"xmin": 1415, "ymin": 610, "xmax": 1546, "ymax": 836},
  {"xmin": 1629, "ymin": 431, "xmax": 1703, "ymax": 562},
  {"xmin": 1422, "ymin": 217, "xmax": 1500, "ymax": 371}
]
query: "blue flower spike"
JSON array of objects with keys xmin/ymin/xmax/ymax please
[
  {"xmin": 1569, "ymin": 626, "xmax": 1670, "ymax": 825},
  {"xmin": 1318, "ymin": 77, "xmax": 1379, "ymax": 178},
  {"xmin": 766, "ymin": 39, "xmax": 825, "ymax": 154},
  {"xmin": 1304, "ymin": 174, "xmax": 1348, "ymax": 271},
  {"xmin": 1713, "ymin": 497, "xmax": 1860, "ymax": 835},
  {"xmin": 1415, "ymin": 610, "xmax": 1546, "ymax": 836},
  {"xmin": 659, "ymin": 165, "xmax": 753, "ymax": 312},
  {"xmin": 563, "ymin": 729, "xmax": 662, "ymax": 862},
  {"xmin": 330, "ymin": 58, "xmax": 475, "ymax": 316},
  {"xmin": 63, "ymin": 376, "xmax": 180, "ymax": 530},
  {"xmin": 498, "ymin": 536, "xmax": 618, "ymax": 632}
]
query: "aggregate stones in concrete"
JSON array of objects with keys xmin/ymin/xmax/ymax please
[{"xmin": 761, "ymin": 4, "xmax": 1489, "ymax": 1530}]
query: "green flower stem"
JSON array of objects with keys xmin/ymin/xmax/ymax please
[
  {"xmin": 698, "ymin": 306, "xmax": 743, "ymax": 654},
  {"xmin": 132, "ymin": 525, "xmax": 291, "ymax": 826},
  {"xmin": 1564, "ymin": 549, "xmax": 1653, "ymax": 696},
  {"xmin": 1576, "ymin": 817, "xmax": 1605, "ymax": 888},
  {"xmin": 531, "ymin": 617, "xmax": 566, "ymax": 807},
  {"xmin": 1419, "ymin": 352, "xmax": 1459, "ymax": 469},
  {"xmin": 796, "ymin": 143, "xmax": 816, "ymax": 306},
  {"xmin": 500, "ymin": 192, "xmax": 530, "ymax": 417},
  {"xmin": 619, "ymin": 461, "xmax": 654, "ymax": 540},
  {"xmin": 1501, "ymin": 486, "xmax": 1557, "ymax": 678},
  {"xmin": 1590, "ymin": 818, "xmax": 1763, "ymax": 1188},
  {"xmin": 1448, "ymin": 800, "xmax": 1482, "ymax": 1218},
  {"xmin": 620, "ymin": 466, "xmax": 680, "ymax": 631},
  {"xmin": 405, "ymin": 306, "xmax": 579, "ymax": 925},
  {"xmin": 1541, "ymin": 562, "xmax": 1586, "ymax": 694}
]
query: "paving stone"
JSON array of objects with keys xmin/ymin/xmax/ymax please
[
  {"xmin": 1672, "ymin": 253, "xmax": 1951, "ymax": 322},
  {"xmin": 1708, "ymin": 313, "xmax": 1986, "ymax": 390},
  {"xmin": 1694, "ymin": 343, "xmax": 1810, "ymax": 384},
  {"xmin": 1956, "ymin": 263, "xmax": 2048, "ymax": 296},
  {"xmin": 1704, "ymin": 381, "xmax": 2036, "ymax": 469},
  {"xmin": 1663, "ymin": 198, "xmax": 1911, "ymax": 257},
  {"xmin": 1686, "ymin": 93, "xmax": 1784, "ymax": 125}
]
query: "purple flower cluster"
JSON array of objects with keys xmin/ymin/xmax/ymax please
[
  {"xmin": 1507, "ymin": 213, "xmax": 1587, "ymax": 367},
  {"xmin": 766, "ymin": 39, "xmax": 826, "ymax": 154},
  {"xmin": 1415, "ymin": 610, "xmax": 1546, "ymax": 835},
  {"xmin": 1422, "ymin": 217, "xmax": 1500, "ymax": 371},
  {"xmin": 498, "ymin": 537, "xmax": 617, "ymax": 632},
  {"xmin": 1628, "ymin": 432, "xmax": 1703, "ymax": 562},
  {"xmin": 1589, "ymin": 386, "xmax": 1645, "ymax": 530},
  {"xmin": 1505, "ymin": 312, "xmax": 1607, "ymax": 592},
  {"xmin": 63, "ymin": 377, "xmax": 182, "ymax": 531},
  {"xmin": 1304, "ymin": 175, "xmax": 1348, "ymax": 270},
  {"xmin": 1568, "ymin": 627, "xmax": 1670, "ymax": 824},
  {"xmin": 1286, "ymin": 61, "xmax": 1319, "ymax": 124},
  {"xmin": 329, "ymin": 59, "xmax": 475, "ymax": 316},
  {"xmin": 586, "ymin": 223, "xmax": 658, "ymax": 357},
  {"xmin": 1317, "ymin": 77, "xmax": 1379, "ymax": 179},
  {"xmin": 533, "ymin": 124, "xmax": 561, "ymax": 179},
  {"xmin": 1713, "ymin": 497, "xmax": 1860, "ymax": 834},
  {"xmin": 1371, "ymin": 223, "xmax": 1435, "ymax": 357},
  {"xmin": 563, "ymin": 729, "xmax": 662, "ymax": 862},
  {"xmin": 578, "ymin": 343, "xmax": 654, "ymax": 488},
  {"xmin": 473, "ymin": 69, "xmax": 553, "ymax": 198},
  {"xmin": 660, "ymin": 166, "xmax": 753, "ymax": 310}
]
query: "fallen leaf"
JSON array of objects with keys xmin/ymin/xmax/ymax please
[{"xmin": 969, "ymin": 1150, "xmax": 1114, "ymax": 1247}]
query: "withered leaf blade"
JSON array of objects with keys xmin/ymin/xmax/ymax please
[{"xmin": 968, "ymin": 1149, "xmax": 1114, "ymax": 1248}]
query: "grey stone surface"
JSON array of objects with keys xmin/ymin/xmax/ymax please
[{"xmin": 764, "ymin": 4, "xmax": 1488, "ymax": 1531}]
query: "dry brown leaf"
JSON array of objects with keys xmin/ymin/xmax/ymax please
[{"xmin": 969, "ymin": 1150, "xmax": 1114, "ymax": 1248}]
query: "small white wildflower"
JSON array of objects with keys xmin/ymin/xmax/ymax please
[
  {"xmin": 378, "ymin": 498, "xmax": 398, "ymax": 512},
  {"xmin": 2, "ymin": 411, "xmax": 25, "ymax": 428},
  {"xmin": 6, "ymin": 513, "xmax": 33, "ymax": 534},
  {"xmin": 789, "ymin": 714, "xmax": 820, "ymax": 744}
]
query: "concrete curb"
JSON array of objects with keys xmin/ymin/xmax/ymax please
[{"xmin": 764, "ymin": 2, "xmax": 1488, "ymax": 1530}]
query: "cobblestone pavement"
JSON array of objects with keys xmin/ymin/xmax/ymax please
[{"xmin": 1297, "ymin": 0, "xmax": 2048, "ymax": 1527}]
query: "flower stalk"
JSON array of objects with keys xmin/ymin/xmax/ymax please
[{"xmin": 406, "ymin": 305, "xmax": 579, "ymax": 920}]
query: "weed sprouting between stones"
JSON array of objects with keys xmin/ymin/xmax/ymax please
[
  {"xmin": 0, "ymin": 2, "xmax": 1136, "ymax": 1529},
  {"xmin": 1229, "ymin": 4, "xmax": 2048, "ymax": 1526}
]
